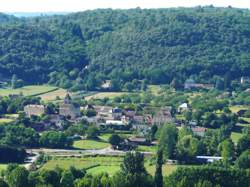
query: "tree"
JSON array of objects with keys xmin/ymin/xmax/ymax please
[
  {"xmin": 218, "ymin": 139, "xmax": 234, "ymax": 162},
  {"xmin": 237, "ymin": 134, "xmax": 250, "ymax": 155},
  {"xmin": 11, "ymin": 74, "xmax": 17, "ymax": 89},
  {"xmin": 159, "ymin": 124, "xmax": 178, "ymax": 159},
  {"xmin": 155, "ymin": 149, "xmax": 163, "ymax": 187},
  {"xmin": 115, "ymin": 152, "xmax": 154, "ymax": 187},
  {"xmin": 224, "ymin": 72, "xmax": 232, "ymax": 90},
  {"xmin": 39, "ymin": 131, "xmax": 72, "ymax": 148},
  {"xmin": 7, "ymin": 166, "xmax": 29, "ymax": 187},
  {"xmin": 60, "ymin": 170, "xmax": 74, "ymax": 187},
  {"xmin": 177, "ymin": 135, "xmax": 201, "ymax": 162},
  {"xmin": 109, "ymin": 134, "xmax": 123, "ymax": 147},
  {"xmin": 235, "ymin": 150, "xmax": 250, "ymax": 169},
  {"xmin": 215, "ymin": 78, "xmax": 224, "ymax": 90},
  {"xmin": 86, "ymin": 126, "xmax": 99, "ymax": 139},
  {"xmin": 40, "ymin": 169, "xmax": 60, "ymax": 187}
]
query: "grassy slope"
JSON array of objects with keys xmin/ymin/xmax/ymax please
[{"xmin": 0, "ymin": 85, "xmax": 58, "ymax": 96}]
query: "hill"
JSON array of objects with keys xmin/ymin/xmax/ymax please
[{"xmin": 0, "ymin": 7, "xmax": 250, "ymax": 91}]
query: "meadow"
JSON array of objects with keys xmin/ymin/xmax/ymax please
[
  {"xmin": 40, "ymin": 155, "xmax": 179, "ymax": 176},
  {"xmin": 0, "ymin": 85, "xmax": 58, "ymax": 97}
]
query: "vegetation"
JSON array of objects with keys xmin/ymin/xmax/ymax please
[{"xmin": 1, "ymin": 7, "xmax": 250, "ymax": 91}]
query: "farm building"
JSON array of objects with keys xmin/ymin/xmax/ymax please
[{"xmin": 24, "ymin": 104, "xmax": 45, "ymax": 117}]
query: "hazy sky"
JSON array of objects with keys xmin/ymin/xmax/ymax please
[{"xmin": 0, "ymin": 0, "xmax": 250, "ymax": 12}]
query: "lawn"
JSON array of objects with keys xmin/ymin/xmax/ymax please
[
  {"xmin": 73, "ymin": 139, "xmax": 110, "ymax": 150},
  {"xmin": 231, "ymin": 132, "xmax": 243, "ymax": 144},
  {"xmin": 99, "ymin": 133, "xmax": 134, "ymax": 142},
  {"xmin": 0, "ymin": 85, "xmax": 58, "ymax": 97},
  {"xmin": 38, "ymin": 88, "xmax": 67, "ymax": 101},
  {"xmin": 85, "ymin": 92, "xmax": 127, "ymax": 100}
]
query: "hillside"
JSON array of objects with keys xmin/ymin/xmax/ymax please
[{"xmin": 1, "ymin": 7, "xmax": 250, "ymax": 91}]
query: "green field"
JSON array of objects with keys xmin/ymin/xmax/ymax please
[
  {"xmin": 147, "ymin": 85, "xmax": 162, "ymax": 95},
  {"xmin": 41, "ymin": 156, "xmax": 179, "ymax": 177},
  {"xmin": 231, "ymin": 132, "xmax": 243, "ymax": 144},
  {"xmin": 0, "ymin": 85, "xmax": 58, "ymax": 97},
  {"xmin": 0, "ymin": 164, "xmax": 7, "ymax": 172},
  {"xmin": 85, "ymin": 92, "xmax": 127, "ymax": 100},
  {"xmin": 146, "ymin": 164, "xmax": 178, "ymax": 176},
  {"xmin": 73, "ymin": 139, "xmax": 110, "ymax": 150},
  {"xmin": 41, "ymin": 156, "xmax": 123, "ymax": 171},
  {"xmin": 0, "ymin": 118, "xmax": 14, "ymax": 124},
  {"xmin": 87, "ymin": 165, "xmax": 120, "ymax": 175},
  {"xmin": 99, "ymin": 133, "xmax": 134, "ymax": 142},
  {"xmin": 38, "ymin": 88, "xmax": 68, "ymax": 101},
  {"xmin": 229, "ymin": 105, "xmax": 249, "ymax": 113},
  {"xmin": 136, "ymin": 145, "xmax": 157, "ymax": 153}
]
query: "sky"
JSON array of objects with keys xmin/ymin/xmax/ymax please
[{"xmin": 0, "ymin": 0, "xmax": 250, "ymax": 13}]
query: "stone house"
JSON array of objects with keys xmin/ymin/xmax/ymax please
[
  {"xmin": 59, "ymin": 94, "xmax": 80, "ymax": 119},
  {"xmin": 24, "ymin": 104, "xmax": 45, "ymax": 117}
]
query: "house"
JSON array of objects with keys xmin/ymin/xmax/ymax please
[
  {"xmin": 59, "ymin": 94, "xmax": 80, "ymax": 119},
  {"xmin": 24, "ymin": 104, "xmax": 45, "ymax": 117},
  {"xmin": 196, "ymin": 156, "xmax": 222, "ymax": 163},
  {"xmin": 111, "ymin": 107, "xmax": 123, "ymax": 120},
  {"xmin": 128, "ymin": 137, "xmax": 150, "ymax": 146},
  {"xmin": 178, "ymin": 103, "xmax": 189, "ymax": 113},
  {"xmin": 101, "ymin": 80, "xmax": 111, "ymax": 89},
  {"xmin": 152, "ymin": 107, "xmax": 173, "ymax": 126},
  {"xmin": 184, "ymin": 79, "xmax": 214, "ymax": 90},
  {"xmin": 191, "ymin": 126, "xmax": 207, "ymax": 137}
]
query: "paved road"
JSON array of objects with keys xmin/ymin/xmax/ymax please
[{"xmin": 26, "ymin": 147, "xmax": 153, "ymax": 156}]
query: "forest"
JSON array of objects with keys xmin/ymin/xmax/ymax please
[{"xmin": 1, "ymin": 7, "xmax": 250, "ymax": 90}]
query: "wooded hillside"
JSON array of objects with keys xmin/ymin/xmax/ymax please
[{"xmin": 0, "ymin": 7, "xmax": 250, "ymax": 90}]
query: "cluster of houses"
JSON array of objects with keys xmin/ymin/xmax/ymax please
[{"xmin": 24, "ymin": 94, "xmax": 81, "ymax": 131}]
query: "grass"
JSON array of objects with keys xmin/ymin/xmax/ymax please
[
  {"xmin": 73, "ymin": 139, "xmax": 110, "ymax": 150},
  {"xmin": 38, "ymin": 88, "xmax": 67, "ymax": 101},
  {"xmin": 0, "ymin": 164, "xmax": 7, "ymax": 172},
  {"xmin": 41, "ymin": 156, "xmax": 123, "ymax": 172},
  {"xmin": 41, "ymin": 155, "xmax": 179, "ymax": 177},
  {"xmin": 0, "ymin": 118, "xmax": 14, "ymax": 124},
  {"xmin": 99, "ymin": 133, "xmax": 134, "ymax": 142},
  {"xmin": 87, "ymin": 165, "xmax": 120, "ymax": 175},
  {"xmin": 229, "ymin": 105, "xmax": 249, "ymax": 113},
  {"xmin": 85, "ymin": 92, "xmax": 127, "ymax": 100},
  {"xmin": 231, "ymin": 132, "xmax": 243, "ymax": 144},
  {"xmin": 147, "ymin": 85, "xmax": 162, "ymax": 95},
  {"xmin": 136, "ymin": 145, "xmax": 157, "ymax": 153},
  {"xmin": 0, "ymin": 85, "xmax": 58, "ymax": 97},
  {"xmin": 241, "ymin": 117, "xmax": 250, "ymax": 123},
  {"xmin": 146, "ymin": 164, "xmax": 178, "ymax": 176}
]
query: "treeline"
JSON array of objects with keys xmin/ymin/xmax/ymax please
[
  {"xmin": 0, "ymin": 152, "xmax": 250, "ymax": 187},
  {"xmin": 1, "ymin": 7, "xmax": 250, "ymax": 90}
]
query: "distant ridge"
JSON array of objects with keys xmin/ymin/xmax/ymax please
[{"xmin": 5, "ymin": 12, "xmax": 70, "ymax": 17}]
